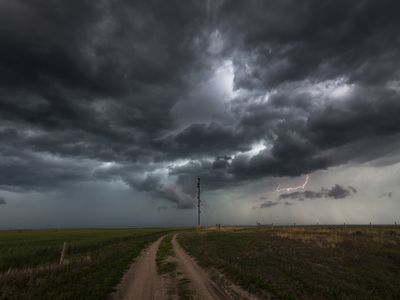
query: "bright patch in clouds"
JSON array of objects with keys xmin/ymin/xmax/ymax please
[
  {"xmin": 98, "ymin": 161, "xmax": 118, "ymax": 169},
  {"xmin": 244, "ymin": 142, "xmax": 267, "ymax": 157},
  {"xmin": 307, "ymin": 78, "xmax": 355, "ymax": 99},
  {"xmin": 214, "ymin": 60, "xmax": 238, "ymax": 99}
]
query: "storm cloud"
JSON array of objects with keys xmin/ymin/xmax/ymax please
[
  {"xmin": 259, "ymin": 201, "xmax": 279, "ymax": 209},
  {"xmin": 279, "ymin": 185, "xmax": 357, "ymax": 201},
  {"xmin": 0, "ymin": 0, "xmax": 400, "ymax": 213}
]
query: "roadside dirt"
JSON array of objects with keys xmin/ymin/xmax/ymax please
[
  {"xmin": 112, "ymin": 236, "xmax": 166, "ymax": 300},
  {"xmin": 172, "ymin": 234, "xmax": 257, "ymax": 300}
]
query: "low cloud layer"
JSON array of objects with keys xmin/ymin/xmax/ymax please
[
  {"xmin": 259, "ymin": 200, "xmax": 279, "ymax": 209},
  {"xmin": 279, "ymin": 185, "xmax": 357, "ymax": 201}
]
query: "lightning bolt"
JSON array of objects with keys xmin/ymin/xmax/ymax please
[{"xmin": 276, "ymin": 174, "xmax": 310, "ymax": 193}]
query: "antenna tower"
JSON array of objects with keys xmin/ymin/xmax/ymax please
[{"xmin": 197, "ymin": 177, "xmax": 201, "ymax": 227}]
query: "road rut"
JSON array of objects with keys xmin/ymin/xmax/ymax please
[
  {"xmin": 112, "ymin": 236, "xmax": 165, "ymax": 300},
  {"xmin": 172, "ymin": 234, "xmax": 236, "ymax": 300}
]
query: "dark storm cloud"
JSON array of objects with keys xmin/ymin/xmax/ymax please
[
  {"xmin": 0, "ymin": 0, "xmax": 209, "ymax": 94},
  {"xmin": 1, "ymin": 0, "xmax": 400, "ymax": 208},
  {"xmin": 116, "ymin": 172, "xmax": 196, "ymax": 209},
  {"xmin": 279, "ymin": 185, "xmax": 357, "ymax": 201},
  {"xmin": 0, "ymin": 148, "xmax": 94, "ymax": 192},
  {"xmin": 0, "ymin": 197, "xmax": 6, "ymax": 205},
  {"xmin": 348, "ymin": 186, "xmax": 358, "ymax": 194},
  {"xmin": 380, "ymin": 192, "xmax": 393, "ymax": 198},
  {"xmin": 307, "ymin": 87, "xmax": 400, "ymax": 150},
  {"xmin": 260, "ymin": 201, "xmax": 279, "ymax": 209},
  {"xmin": 0, "ymin": 0, "xmax": 212, "ymax": 161},
  {"xmin": 218, "ymin": 0, "xmax": 400, "ymax": 89},
  {"xmin": 253, "ymin": 200, "xmax": 279, "ymax": 209},
  {"xmin": 154, "ymin": 123, "xmax": 248, "ymax": 160},
  {"xmin": 229, "ymin": 134, "xmax": 329, "ymax": 179}
]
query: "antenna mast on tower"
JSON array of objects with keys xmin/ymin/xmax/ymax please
[{"xmin": 197, "ymin": 177, "xmax": 201, "ymax": 227}]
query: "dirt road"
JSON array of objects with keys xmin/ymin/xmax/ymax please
[
  {"xmin": 112, "ymin": 236, "xmax": 166, "ymax": 300},
  {"xmin": 172, "ymin": 234, "xmax": 236, "ymax": 300},
  {"xmin": 113, "ymin": 234, "xmax": 256, "ymax": 300}
]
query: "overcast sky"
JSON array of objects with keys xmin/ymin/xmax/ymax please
[{"xmin": 0, "ymin": 0, "xmax": 399, "ymax": 228}]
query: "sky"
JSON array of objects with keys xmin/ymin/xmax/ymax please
[{"xmin": 0, "ymin": 0, "xmax": 400, "ymax": 229}]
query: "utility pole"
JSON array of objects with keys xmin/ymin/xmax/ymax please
[{"xmin": 197, "ymin": 177, "xmax": 201, "ymax": 227}]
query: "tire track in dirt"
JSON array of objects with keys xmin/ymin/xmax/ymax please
[
  {"xmin": 172, "ymin": 234, "xmax": 256, "ymax": 300},
  {"xmin": 113, "ymin": 234, "xmax": 258, "ymax": 300},
  {"xmin": 112, "ymin": 236, "xmax": 166, "ymax": 300}
]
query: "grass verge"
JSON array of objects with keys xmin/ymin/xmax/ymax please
[
  {"xmin": 177, "ymin": 277, "xmax": 195, "ymax": 300},
  {"xmin": 156, "ymin": 234, "xmax": 177, "ymax": 274},
  {"xmin": 156, "ymin": 234, "xmax": 195, "ymax": 300}
]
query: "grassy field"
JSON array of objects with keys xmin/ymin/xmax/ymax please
[
  {"xmin": 178, "ymin": 226, "xmax": 400, "ymax": 300},
  {"xmin": 0, "ymin": 228, "xmax": 170, "ymax": 300}
]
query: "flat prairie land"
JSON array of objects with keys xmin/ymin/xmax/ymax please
[
  {"xmin": 0, "ymin": 228, "xmax": 170, "ymax": 300},
  {"xmin": 178, "ymin": 226, "xmax": 400, "ymax": 300}
]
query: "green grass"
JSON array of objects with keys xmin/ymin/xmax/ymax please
[
  {"xmin": 156, "ymin": 234, "xmax": 177, "ymax": 274},
  {"xmin": 0, "ymin": 228, "xmax": 171, "ymax": 300},
  {"xmin": 178, "ymin": 226, "xmax": 400, "ymax": 300},
  {"xmin": 177, "ymin": 277, "xmax": 195, "ymax": 300}
]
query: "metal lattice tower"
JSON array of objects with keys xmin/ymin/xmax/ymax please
[{"xmin": 197, "ymin": 177, "xmax": 201, "ymax": 227}]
